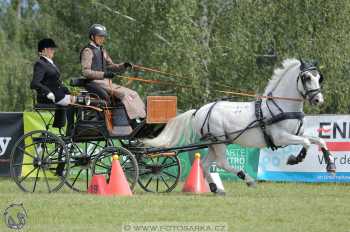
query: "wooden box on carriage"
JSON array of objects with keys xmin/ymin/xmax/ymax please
[{"xmin": 146, "ymin": 96, "xmax": 177, "ymax": 124}]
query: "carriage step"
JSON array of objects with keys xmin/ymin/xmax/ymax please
[
  {"xmin": 146, "ymin": 152, "xmax": 176, "ymax": 158},
  {"xmin": 32, "ymin": 137, "xmax": 60, "ymax": 143}
]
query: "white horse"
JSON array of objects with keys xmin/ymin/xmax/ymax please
[{"xmin": 143, "ymin": 58, "xmax": 335, "ymax": 194}]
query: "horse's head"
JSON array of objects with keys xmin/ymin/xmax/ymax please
[{"xmin": 297, "ymin": 60, "xmax": 324, "ymax": 105}]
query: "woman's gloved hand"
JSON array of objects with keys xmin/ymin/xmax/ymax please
[{"xmin": 46, "ymin": 92, "xmax": 55, "ymax": 103}]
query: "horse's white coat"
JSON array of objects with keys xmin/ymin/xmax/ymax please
[{"xmin": 143, "ymin": 59, "xmax": 330, "ymax": 193}]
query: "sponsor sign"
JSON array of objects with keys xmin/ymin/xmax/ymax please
[
  {"xmin": 0, "ymin": 113, "xmax": 24, "ymax": 176},
  {"xmin": 258, "ymin": 115, "xmax": 350, "ymax": 182},
  {"xmin": 182, "ymin": 144, "xmax": 260, "ymax": 181}
]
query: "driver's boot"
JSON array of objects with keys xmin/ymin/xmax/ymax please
[{"xmin": 110, "ymin": 108, "xmax": 132, "ymax": 136}]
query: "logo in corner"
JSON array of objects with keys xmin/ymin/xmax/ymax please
[{"xmin": 3, "ymin": 203, "xmax": 27, "ymax": 230}]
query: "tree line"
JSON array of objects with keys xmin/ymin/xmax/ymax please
[{"xmin": 0, "ymin": 0, "xmax": 349, "ymax": 113}]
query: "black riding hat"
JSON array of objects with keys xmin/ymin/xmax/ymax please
[
  {"xmin": 89, "ymin": 24, "xmax": 107, "ymax": 38},
  {"xmin": 38, "ymin": 38, "xmax": 57, "ymax": 52}
]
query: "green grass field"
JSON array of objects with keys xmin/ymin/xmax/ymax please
[{"xmin": 0, "ymin": 177, "xmax": 349, "ymax": 232}]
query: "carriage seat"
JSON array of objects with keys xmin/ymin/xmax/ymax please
[
  {"xmin": 70, "ymin": 78, "xmax": 110, "ymax": 103},
  {"xmin": 70, "ymin": 77, "xmax": 131, "ymax": 136}
]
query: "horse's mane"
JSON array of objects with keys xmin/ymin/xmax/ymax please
[{"xmin": 263, "ymin": 58, "xmax": 300, "ymax": 95}]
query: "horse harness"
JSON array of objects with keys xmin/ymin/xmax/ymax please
[
  {"xmin": 255, "ymin": 97, "xmax": 304, "ymax": 150},
  {"xmin": 194, "ymin": 98, "xmax": 303, "ymax": 149},
  {"xmin": 195, "ymin": 64, "xmax": 324, "ymax": 149}
]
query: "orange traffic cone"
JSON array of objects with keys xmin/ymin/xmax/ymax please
[
  {"xmin": 182, "ymin": 153, "xmax": 210, "ymax": 193},
  {"xmin": 106, "ymin": 155, "xmax": 132, "ymax": 196},
  {"xmin": 88, "ymin": 175, "xmax": 108, "ymax": 195}
]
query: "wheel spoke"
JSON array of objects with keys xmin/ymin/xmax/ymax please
[
  {"xmin": 18, "ymin": 147, "xmax": 36, "ymax": 159},
  {"xmin": 160, "ymin": 176, "xmax": 170, "ymax": 189},
  {"xmin": 30, "ymin": 135, "xmax": 40, "ymax": 158},
  {"xmin": 95, "ymin": 162, "xmax": 110, "ymax": 170},
  {"xmin": 123, "ymin": 166, "xmax": 136, "ymax": 171},
  {"xmin": 89, "ymin": 143, "xmax": 99, "ymax": 156},
  {"xmin": 13, "ymin": 163, "xmax": 33, "ymax": 167},
  {"xmin": 139, "ymin": 171, "xmax": 152, "ymax": 176},
  {"xmin": 144, "ymin": 176, "xmax": 153, "ymax": 188},
  {"xmin": 42, "ymin": 168, "xmax": 51, "ymax": 193},
  {"xmin": 86, "ymin": 168, "xmax": 89, "ymax": 190},
  {"xmin": 69, "ymin": 163, "xmax": 81, "ymax": 169},
  {"xmin": 32, "ymin": 167, "xmax": 40, "ymax": 192},
  {"xmin": 163, "ymin": 171, "xmax": 177, "ymax": 179},
  {"xmin": 162, "ymin": 162, "xmax": 178, "ymax": 169},
  {"xmin": 46, "ymin": 145, "xmax": 62, "ymax": 158},
  {"xmin": 161, "ymin": 157, "xmax": 169, "ymax": 165},
  {"xmin": 64, "ymin": 140, "xmax": 111, "ymax": 192},
  {"xmin": 83, "ymin": 142, "xmax": 87, "ymax": 155},
  {"xmin": 156, "ymin": 178, "xmax": 159, "ymax": 192},
  {"xmin": 41, "ymin": 143, "xmax": 47, "ymax": 160},
  {"xmin": 71, "ymin": 169, "xmax": 83, "ymax": 186},
  {"xmin": 73, "ymin": 144, "xmax": 84, "ymax": 155},
  {"xmin": 18, "ymin": 167, "xmax": 37, "ymax": 183},
  {"xmin": 120, "ymin": 157, "xmax": 130, "ymax": 167}
]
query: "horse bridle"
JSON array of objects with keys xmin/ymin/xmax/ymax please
[
  {"xmin": 297, "ymin": 67, "xmax": 323, "ymax": 103},
  {"xmin": 257, "ymin": 65, "xmax": 322, "ymax": 150}
]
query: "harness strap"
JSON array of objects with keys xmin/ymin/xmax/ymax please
[
  {"xmin": 255, "ymin": 99, "xmax": 278, "ymax": 150},
  {"xmin": 264, "ymin": 112, "xmax": 304, "ymax": 125},
  {"xmin": 200, "ymin": 101, "xmax": 220, "ymax": 140},
  {"xmin": 255, "ymin": 99, "xmax": 305, "ymax": 150},
  {"xmin": 266, "ymin": 92, "xmax": 284, "ymax": 117}
]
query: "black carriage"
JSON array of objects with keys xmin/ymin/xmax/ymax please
[{"xmin": 9, "ymin": 78, "xmax": 181, "ymax": 193}]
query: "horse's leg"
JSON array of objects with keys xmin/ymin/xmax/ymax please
[
  {"xmin": 302, "ymin": 136, "xmax": 336, "ymax": 174},
  {"xmin": 287, "ymin": 135, "xmax": 332, "ymax": 165},
  {"xmin": 211, "ymin": 144, "xmax": 256, "ymax": 188},
  {"xmin": 276, "ymin": 132, "xmax": 335, "ymax": 173},
  {"xmin": 202, "ymin": 146, "xmax": 225, "ymax": 195},
  {"xmin": 273, "ymin": 132, "xmax": 311, "ymax": 165},
  {"xmin": 286, "ymin": 147, "xmax": 307, "ymax": 165}
]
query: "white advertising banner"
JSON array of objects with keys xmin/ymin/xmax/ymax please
[{"xmin": 258, "ymin": 115, "xmax": 350, "ymax": 182}]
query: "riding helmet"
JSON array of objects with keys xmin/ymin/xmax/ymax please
[
  {"xmin": 37, "ymin": 38, "xmax": 57, "ymax": 52},
  {"xmin": 88, "ymin": 24, "xmax": 107, "ymax": 38}
]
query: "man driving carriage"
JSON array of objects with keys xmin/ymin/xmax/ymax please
[{"xmin": 80, "ymin": 24, "xmax": 146, "ymax": 135}]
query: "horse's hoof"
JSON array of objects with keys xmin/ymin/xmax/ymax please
[
  {"xmin": 209, "ymin": 183, "xmax": 218, "ymax": 193},
  {"xmin": 243, "ymin": 174, "xmax": 257, "ymax": 188},
  {"xmin": 287, "ymin": 155, "xmax": 298, "ymax": 165},
  {"xmin": 216, "ymin": 191, "xmax": 226, "ymax": 196},
  {"xmin": 246, "ymin": 181, "xmax": 257, "ymax": 188},
  {"xmin": 326, "ymin": 162, "xmax": 336, "ymax": 175}
]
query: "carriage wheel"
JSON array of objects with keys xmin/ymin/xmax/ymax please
[
  {"xmin": 138, "ymin": 153, "xmax": 181, "ymax": 193},
  {"xmin": 92, "ymin": 147, "xmax": 139, "ymax": 191},
  {"xmin": 10, "ymin": 130, "xmax": 69, "ymax": 193},
  {"xmin": 64, "ymin": 139, "xmax": 113, "ymax": 192}
]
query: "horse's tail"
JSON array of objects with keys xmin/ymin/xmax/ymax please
[{"xmin": 142, "ymin": 109, "xmax": 197, "ymax": 147}]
